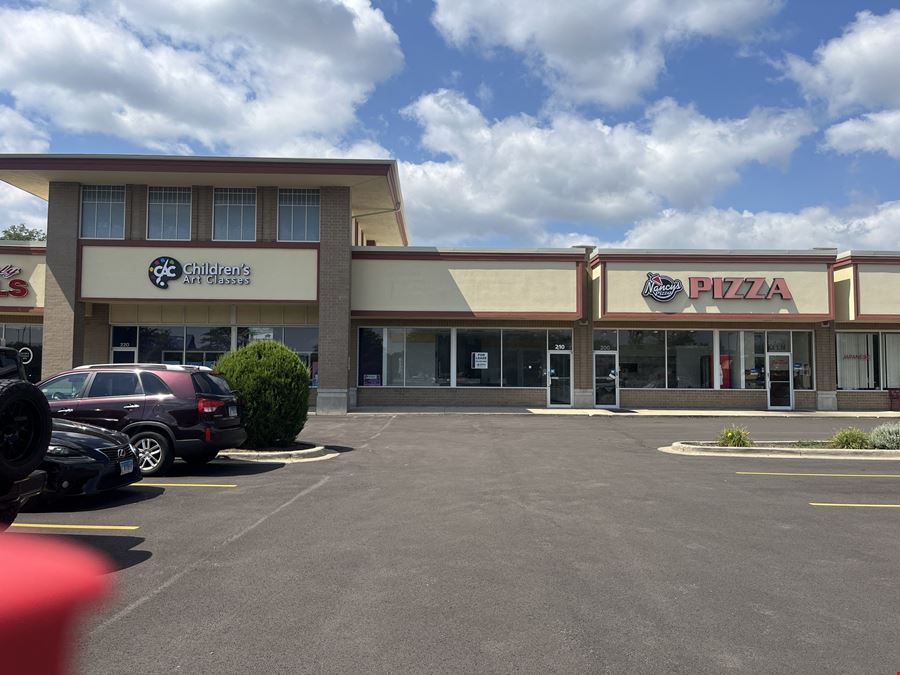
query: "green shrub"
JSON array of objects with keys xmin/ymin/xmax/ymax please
[
  {"xmin": 828, "ymin": 427, "xmax": 871, "ymax": 449},
  {"xmin": 869, "ymin": 423, "xmax": 900, "ymax": 450},
  {"xmin": 717, "ymin": 425, "xmax": 752, "ymax": 447},
  {"xmin": 215, "ymin": 340, "xmax": 309, "ymax": 447}
]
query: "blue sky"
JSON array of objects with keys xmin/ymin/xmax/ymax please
[{"xmin": 0, "ymin": 1, "xmax": 899, "ymax": 250}]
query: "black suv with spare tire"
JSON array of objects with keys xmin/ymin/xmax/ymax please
[{"xmin": 38, "ymin": 364, "xmax": 246, "ymax": 476}]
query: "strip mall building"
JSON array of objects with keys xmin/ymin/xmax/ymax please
[{"xmin": 0, "ymin": 154, "xmax": 898, "ymax": 414}]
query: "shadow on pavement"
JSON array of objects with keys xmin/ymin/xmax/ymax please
[
  {"xmin": 57, "ymin": 534, "xmax": 151, "ymax": 572},
  {"xmin": 326, "ymin": 445, "xmax": 355, "ymax": 454},
  {"xmin": 23, "ymin": 486, "xmax": 165, "ymax": 514},
  {"xmin": 167, "ymin": 460, "xmax": 285, "ymax": 478}
]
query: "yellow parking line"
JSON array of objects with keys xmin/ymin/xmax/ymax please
[
  {"xmin": 136, "ymin": 482, "xmax": 237, "ymax": 488},
  {"xmin": 810, "ymin": 503, "xmax": 900, "ymax": 508},
  {"xmin": 10, "ymin": 523, "xmax": 140, "ymax": 531},
  {"xmin": 737, "ymin": 471, "xmax": 900, "ymax": 478}
]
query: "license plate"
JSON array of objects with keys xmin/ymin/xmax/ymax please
[
  {"xmin": 228, "ymin": 405, "xmax": 238, "ymax": 417},
  {"xmin": 120, "ymin": 459, "xmax": 133, "ymax": 475}
]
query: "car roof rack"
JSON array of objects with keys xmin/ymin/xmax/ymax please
[{"xmin": 73, "ymin": 363, "xmax": 213, "ymax": 372}]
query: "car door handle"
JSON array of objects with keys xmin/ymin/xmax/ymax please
[
  {"xmin": 122, "ymin": 404, "xmax": 140, "ymax": 409},
  {"xmin": 58, "ymin": 408, "xmax": 74, "ymax": 414}
]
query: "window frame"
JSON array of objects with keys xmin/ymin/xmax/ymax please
[
  {"xmin": 836, "ymin": 330, "xmax": 885, "ymax": 391},
  {"xmin": 80, "ymin": 184, "xmax": 126, "ymax": 240},
  {"xmin": 276, "ymin": 188, "xmax": 321, "ymax": 242},
  {"xmin": 146, "ymin": 186, "xmax": 193, "ymax": 241},
  {"xmin": 212, "ymin": 187, "xmax": 257, "ymax": 242}
]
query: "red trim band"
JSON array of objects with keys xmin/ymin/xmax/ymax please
[
  {"xmin": 0, "ymin": 306, "xmax": 43, "ymax": 314},
  {"xmin": 0, "ymin": 246, "xmax": 46, "ymax": 255},
  {"xmin": 594, "ymin": 253, "xmax": 836, "ymax": 264}
]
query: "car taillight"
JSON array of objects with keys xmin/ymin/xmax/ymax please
[{"xmin": 197, "ymin": 398, "xmax": 225, "ymax": 415}]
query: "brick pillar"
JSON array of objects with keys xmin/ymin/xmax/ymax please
[
  {"xmin": 572, "ymin": 247, "xmax": 594, "ymax": 408},
  {"xmin": 815, "ymin": 322, "xmax": 837, "ymax": 410},
  {"xmin": 258, "ymin": 187, "xmax": 278, "ymax": 242},
  {"xmin": 194, "ymin": 186, "xmax": 213, "ymax": 241},
  {"xmin": 129, "ymin": 185, "xmax": 147, "ymax": 240},
  {"xmin": 43, "ymin": 182, "xmax": 84, "ymax": 378},
  {"xmin": 316, "ymin": 186, "xmax": 352, "ymax": 414}
]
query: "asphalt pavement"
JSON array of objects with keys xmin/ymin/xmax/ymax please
[{"xmin": 9, "ymin": 415, "xmax": 900, "ymax": 674}]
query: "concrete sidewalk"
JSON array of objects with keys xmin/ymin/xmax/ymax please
[{"xmin": 339, "ymin": 406, "xmax": 900, "ymax": 418}]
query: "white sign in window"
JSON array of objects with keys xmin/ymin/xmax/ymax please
[{"xmin": 471, "ymin": 351, "xmax": 489, "ymax": 369}]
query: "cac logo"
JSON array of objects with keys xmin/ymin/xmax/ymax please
[
  {"xmin": 148, "ymin": 256, "xmax": 183, "ymax": 289},
  {"xmin": 642, "ymin": 272, "xmax": 684, "ymax": 303}
]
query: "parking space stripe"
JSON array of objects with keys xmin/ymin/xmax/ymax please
[
  {"xmin": 10, "ymin": 523, "xmax": 140, "ymax": 531},
  {"xmin": 738, "ymin": 471, "xmax": 900, "ymax": 478},
  {"xmin": 809, "ymin": 503, "xmax": 900, "ymax": 508},
  {"xmin": 135, "ymin": 482, "xmax": 237, "ymax": 488}
]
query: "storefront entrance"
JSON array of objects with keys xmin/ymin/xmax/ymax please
[
  {"xmin": 593, "ymin": 352, "xmax": 618, "ymax": 408},
  {"xmin": 766, "ymin": 353, "xmax": 793, "ymax": 410},
  {"xmin": 548, "ymin": 351, "xmax": 572, "ymax": 407}
]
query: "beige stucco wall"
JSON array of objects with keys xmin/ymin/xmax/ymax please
[
  {"xmin": 351, "ymin": 259, "xmax": 579, "ymax": 314},
  {"xmin": 0, "ymin": 253, "xmax": 45, "ymax": 310},
  {"xmin": 833, "ymin": 266, "xmax": 854, "ymax": 321},
  {"xmin": 856, "ymin": 264, "xmax": 900, "ymax": 316},
  {"xmin": 601, "ymin": 262, "xmax": 830, "ymax": 318},
  {"xmin": 107, "ymin": 303, "xmax": 319, "ymax": 325},
  {"xmin": 81, "ymin": 246, "xmax": 317, "ymax": 303}
]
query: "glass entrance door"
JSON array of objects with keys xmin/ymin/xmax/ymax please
[
  {"xmin": 594, "ymin": 352, "xmax": 618, "ymax": 408},
  {"xmin": 767, "ymin": 353, "xmax": 793, "ymax": 410},
  {"xmin": 548, "ymin": 352, "xmax": 572, "ymax": 407}
]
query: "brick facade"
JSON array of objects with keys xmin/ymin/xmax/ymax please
[
  {"xmin": 128, "ymin": 185, "xmax": 147, "ymax": 240},
  {"xmin": 258, "ymin": 187, "xmax": 278, "ymax": 242},
  {"xmin": 193, "ymin": 186, "xmax": 213, "ymax": 241},
  {"xmin": 316, "ymin": 186, "xmax": 352, "ymax": 414}
]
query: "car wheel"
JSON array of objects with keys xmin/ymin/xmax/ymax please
[
  {"xmin": 0, "ymin": 380, "xmax": 52, "ymax": 484},
  {"xmin": 182, "ymin": 449, "xmax": 218, "ymax": 466},
  {"xmin": 131, "ymin": 431, "xmax": 173, "ymax": 476}
]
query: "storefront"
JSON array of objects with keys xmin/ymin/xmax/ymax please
[
  {"xmin": 0, "ymin": 153, "xmax": 896, "ymax": 412},
  {"xmin": 591, "ymin": 250, "xmax": 834, "ymax": 411}
]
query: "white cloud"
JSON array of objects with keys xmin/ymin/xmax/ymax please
[
  {"xmin": 0, "ymin": 105, "xmax": 50, "ymax": 231},
  {"xmin": 432, "ymin": 0, "xmax": 782, "ymax": 107},
  {"xmin": 554, "ymin": 202, "xmax": 900, "ymax": 251},
  {"xmin": 825, "ymin": 110, "xmax": 900, "ymax": 160},
  {"xmin": 0, "ymin": 1, "xmax": 403, "ymax": 154},
  {"xmin": 784, "ymin": 10, "xmax": 900, "ymax": 116},
  {"xmin": 399, "ymin": 89, "xmax": 813, "ymax": 245}
]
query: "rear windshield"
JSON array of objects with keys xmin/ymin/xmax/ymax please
[{"xmin": 192, "ymin": 372, "xmax": 233, "ymax": 396}]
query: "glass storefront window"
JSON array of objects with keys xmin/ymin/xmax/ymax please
[
  {"xmin": 138, "ymin": 326, "xmax": 185, "ymax": 364},
  {"xmin": 548, "ymin": 330, "xmax": 572, "ymax": 351},
  {"xmin": 4, "ymin": 324, "xmax": 43, "ymax": 382},
  {"xmin": 111, "ymin": 326, "xmax": 137, "ymax": 349},
  {"xmin": 456, "ymin": 330, "xmax": 501, "ymax": 387},
  {"xmin": 718, "ymin": 331, "xmax": 741, "ymax": 389},
  {"xmin": 358, "ymin": 328, "xmax": 384, "ymax": 386},
  {"xmin": 283, "ymin": 327, "xmax": 318, "ymax": 354},
  {"xmin": 502, "ymin": 330, "xmax": 546, "ymax": 387},
  {"xmin": 405, "ymin": 329, "xmax": 451, "ymax": 386},
  {"xmin": 619, "ymin": 330, "xmax": 665, "ymax": 388},
  {"xmin": 743, "ymin": 332, "xmax": 766, "ymax": 389},
  {"xmin": 884, "ymin": 333, "xmax": 900, "ymax": 389},
  {"xmin": 593, "ymin": 330, "xmax": 617, "ymax": 352},
  {"xmin": 667, "ymin": 330, "xmax": 713, "ymax": 389},
  {"xmin": 837, "ymin": 332, "xmax": 880, "ymax": 390},
  {"xmin": 791, "ymin": 331, "xmax": 814, "ymax": 390},
  {"xmin": 385, "ymin": 328, "xmax": 405, "ymax": 386},
  {"xmin": 766, "ymin": 331, "xmax": 791, "ymax": 352}
]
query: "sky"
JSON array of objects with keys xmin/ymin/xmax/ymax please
[{"xmin": 1, "ymin": 0, "xmax": 899, "ymax": 250}]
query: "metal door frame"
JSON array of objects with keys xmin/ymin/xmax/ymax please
[
  {"xmin": 593, "ymin": 350, "xmax": 619, "ymax": 408},
  {"xmin": 547, "ymin": 350, "xmax": 573, "ymax": 408},
  {"xmin": 766, "ymin": 351, "xmax": 793, "ymax": 410}
]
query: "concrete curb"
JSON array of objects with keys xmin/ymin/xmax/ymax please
[
  {"xmin": 218, "ymin": 445, "xmax": 338, "ymax": 463},
  {"xmin": 337, "ymin": 408, "xmax": 900, "ymax": 419},
  {"xmin": 661, "ymin": 441, "xmax": 900, "ymax": 460}
]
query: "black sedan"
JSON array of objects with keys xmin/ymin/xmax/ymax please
[{"xmin": 41, "ymin": 420, "xmax": 142, "ymax": 497}]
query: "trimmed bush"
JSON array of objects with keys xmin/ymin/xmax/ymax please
[
  {"xmin": 215, "ymin": 340, "xmax": 309, "ymax": 447},
  {"xmin": 717, "ymin": 425, "xmax": 752, "ymax": 447},
  {"xmin": 870, "ymin": 423, "xmax": 900, "ymax": 450},
  {"xmin": 828, "ymin": 427, "xmax": 870, "ymax": 449}
]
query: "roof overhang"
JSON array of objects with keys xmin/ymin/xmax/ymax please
[{"xmin": 0, "ymin": 154, "xmax": 408, "ymax": 245}]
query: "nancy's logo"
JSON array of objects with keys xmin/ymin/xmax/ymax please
[
  {"xmin": 148, "ymin": 256, "xmax": 182, "ymax": 289},
  {"xmin": 642, "ymin": 272, "xmax": 684, "ymax": 303}
]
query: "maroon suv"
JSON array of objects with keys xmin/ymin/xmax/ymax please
[{"xmin": 37, "ymin": 365, "xmax": 247, "ymax": 476}]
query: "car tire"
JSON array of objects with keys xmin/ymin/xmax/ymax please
[
  {"xmin": 182, "ymin": 449, "xmax": 219, "ymax": 466},
  {"xmin": 0, "ymin": 380, "xmax": 52, "ymax": 484},
  {"xmin": 131, "ymin": 431, "xmax": 174, "ymax": 476}
]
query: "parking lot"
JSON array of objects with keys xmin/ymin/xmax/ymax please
[{"xmin": 9, "ymin": 414, "xmax": 900, "ymax": 674}]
